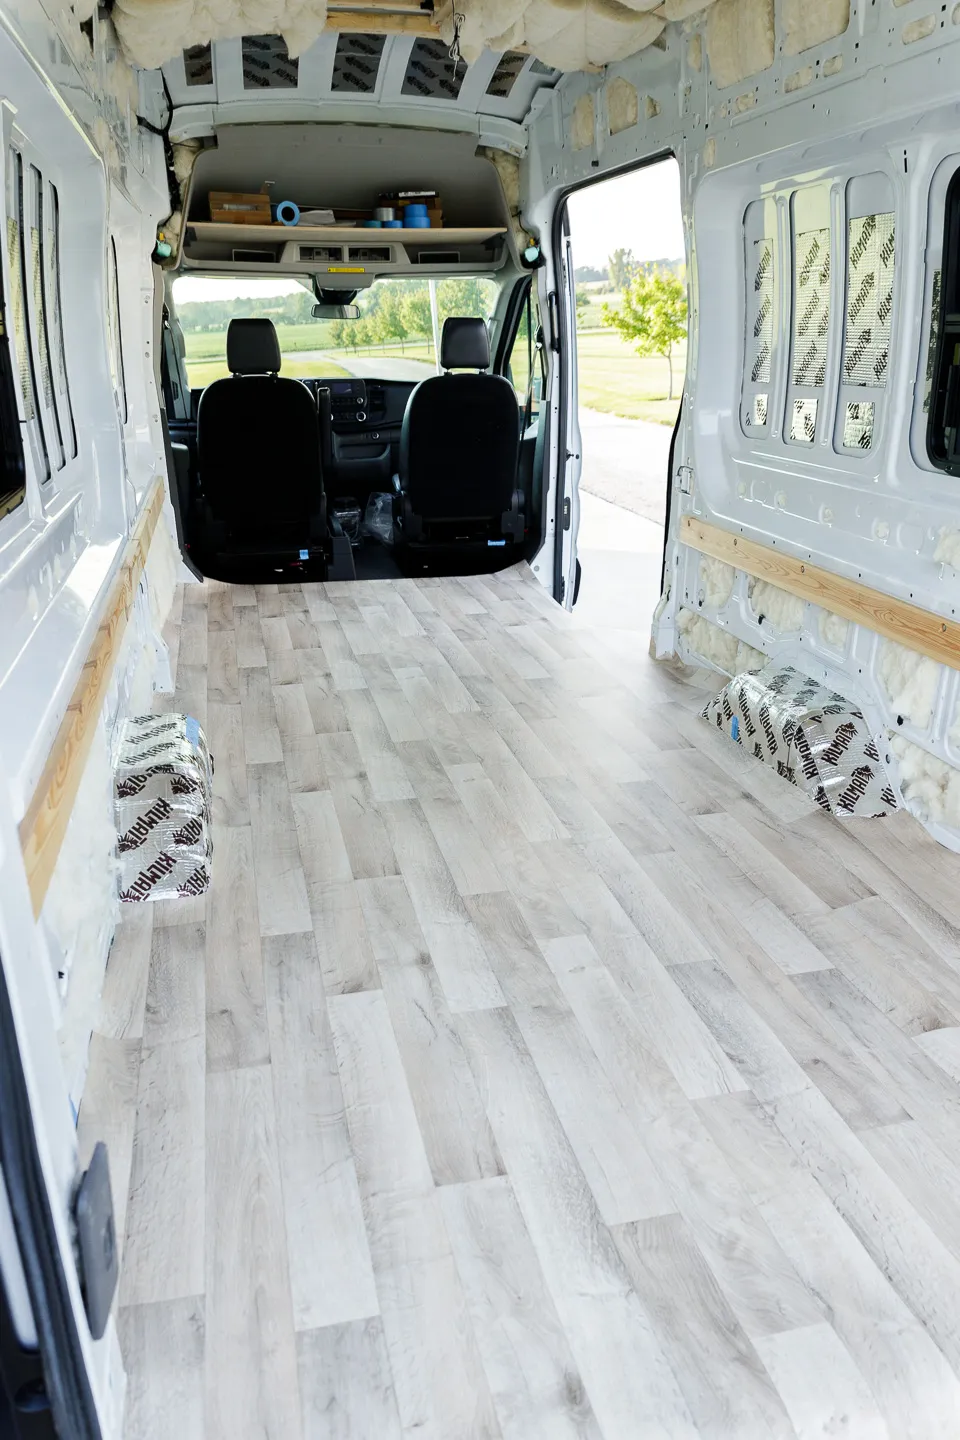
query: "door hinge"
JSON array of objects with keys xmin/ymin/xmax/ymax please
[
  {"xmin": 562, "ymin": 496, "xmax": 572, "ymax": 530},
  {"xmin": 677, "ymin": 465, "xmax": 694, "ymax": 495}
]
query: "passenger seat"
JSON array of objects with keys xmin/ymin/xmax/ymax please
[
  {"xmin": 197, "ymin": 318, "xmax": 326, "ymax": 551},
  {"xmin": 396, "ymin": 317, "xmax": 523, "ymax": 548}
]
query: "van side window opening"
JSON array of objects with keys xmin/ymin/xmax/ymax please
[
  {"xmin": 836, "ymin": 178, "xmax": 895, "ymax": 456},
  {"xmin": 0, "ymin": 226, "xmax": 27, "ymax": 521},
  {"xmin": 741, "ymin": 201, "xmax": 775, "ymax": 435},
  {"xmin": 5, "ymin": 147, "xmax": 49, "ymax": 481},
  {"xmin": 46, "ymin": 182, "xmax": 77, "ymax": 459},
  {"xmin": 29, "ymin": 165, "xmax": 65, "ymax": 470},
  {"xmin": 108, "ymin": 236, "xmax": 128, "ymax": 425},
  {"xmin": 927, "ymin": 165, "xmax": 960, "ymax": 475},
  {"xmin": 787, "ymin": 214, "xmax": 831, "ymax": 446}
]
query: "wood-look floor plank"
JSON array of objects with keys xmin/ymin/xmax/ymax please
[
  {"xmin": 206, "ymin": 702, "xmax": 249, "ymax": 827},
  {"xmin": 118, "ymin": 1297, "xmax": 205, "ymax": 1440},
  {"xmin": 76, "ymin": 1034, "xmax": 140, "ymax": 1269},
  {"xmin": 239, "ymin": 666, "xmax": 282, "ymax": 764},
  {"xmin": 263, "ymin": 932, "xmax": 379, "ymax": 1329},
  {"xmin": 357, "ymin": 876, "xmax": 504, "ymax": 1186},
  {"xmin": 363, "ymin": 1190, "xmax": 503, "ymax": 1439},
  {"xmin": 440, "ymin": 1177, "xmax": 603, "ymax": 1440},
  {"xmin": 698, "ymin": 1089, "xmax": 960, "ymax": 1437},
  {"xmin": 120, "ymin": 1036, "xmax": 205, "ymax": 1306},
  {"xmin": 143, "ymin": 921, "xmax": 205, "ymax": 1046},
  {"xmin": 205, "ymin": 825, "xmax": 269, "ymax": 1072},
  {"xmin": 456, "ymin": 1006, "xmax": 700, "ymax": 1439},
  {"xmin": 613, "ymin": 1212, "xmax": 796, "ymax": 1437},
  {"xmin": 249, "ymin": 762, "xmax": 312, "ymax": 937},
  {"xmin": 297, "ymin": 1319, "xmax": 402, "ymax": 1440},
  {"xmin": 97, "ymin": 904, "xmax": 153, "ymax": 1039},
  {"xmin": 205, "ymin": 1064, "xmax": 302, "ymax": 1440}
]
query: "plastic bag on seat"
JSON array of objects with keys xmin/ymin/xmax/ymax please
[{"xmin": 362, "ymin": 492, "xmax": 396, "ymax": 546}]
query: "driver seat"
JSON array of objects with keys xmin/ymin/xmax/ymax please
[
  {"xmin": 197, "ymin": 318, "xmax": 326, "ymax": 549},
  {"xmin": 396, "ymin": 317, "xmax": 523, "ymax": 546}
]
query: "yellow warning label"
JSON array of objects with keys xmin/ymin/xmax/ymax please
[{"xmin": 326, "ymin": 266, "xmax": 366, "ymax": 274}]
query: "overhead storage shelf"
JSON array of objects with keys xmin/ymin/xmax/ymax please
[{"xmin": 185, "ymin": 222, "xmax": 507, "ymax": 246}]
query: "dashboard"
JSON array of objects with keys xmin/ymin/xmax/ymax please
[{"xmin": 308, "ymin": 377, "xmax": 418, "ymax": 489}]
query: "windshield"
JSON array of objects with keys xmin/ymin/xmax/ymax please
[{"xmin": 172, "ymin": 274, "xmax": 501, "ymax": 388}]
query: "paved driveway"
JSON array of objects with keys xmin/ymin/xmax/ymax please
[{"xmin": 577, "ymin": 409, "xmax": 673, "ymax": 524}]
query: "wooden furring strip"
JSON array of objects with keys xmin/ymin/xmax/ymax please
[
  {"xmin": 19, "ymin": 476, "xmax": 166, "ymax": 918},
  {"xmin": 680, "ymin": 514, "xmax": 960, "ymax": 670}
]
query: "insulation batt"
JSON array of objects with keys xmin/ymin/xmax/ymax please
[
  {"xmin": 749, "ymin": 577, "xmax": 805, "ymax": 633},
  {"xmin": 444, "ymin": 0, "xmax": 664, "ymax": 70},
  {"xmin": 112, "ymin": 0, "xmax": 331, "ymax": 69},
  {"xmin": 699, "ymin": 555, "xmax": 735, "ymax": 608},
  {"xmin": 678, "ymin": 608, "xmax": 765, "ymax": 673},
  {"xmin": 891, "ymin": 735, "xmax": 960, "ymax": 827},
  {"xmin": 819, "ymin": 610, "xmax": 850, "ymax": 648},
  {"xmin": 935, "ymin": 528, "xmax": 960, "ymax": 569},
  {"xmin": 878, "ymin": 638, "xmax": 941, "ymax": 728}
]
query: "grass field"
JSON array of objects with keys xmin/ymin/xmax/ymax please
[
  {"xmin": 575, "ymin": 331, "xmax": 685, "ymax": 425},
  {"xmin": 183, "ymin": 323, "xmax": 684, "ymax": 424}
]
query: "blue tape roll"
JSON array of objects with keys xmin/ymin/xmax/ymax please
[{"xmin": 276, "ymin": 200, "xmax": 300, "ymax": 226}]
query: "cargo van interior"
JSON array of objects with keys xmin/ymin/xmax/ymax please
[{"xmin": 2, "ymin": 0, "xmax": 960, "ymax": 1435}]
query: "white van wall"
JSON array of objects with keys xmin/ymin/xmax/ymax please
[
  {"xmin": 522, "ymin": 1, "xmax": 960, "ymax": 846},
  {"xmin": 0, "ymin": 4, "xmax": 177, "ymax": 1429}
]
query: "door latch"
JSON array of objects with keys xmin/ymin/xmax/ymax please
[
  {"xmin": 677, "ymin": 464, "xmax": 694, "ymax": 495},
  {"xmin": 562, "ymin": 496, "xmax": 572, "ymax": 530}
]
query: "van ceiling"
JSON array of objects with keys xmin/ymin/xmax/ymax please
[{"xmin": 160, "ymin": 33, "xmax": 560, "ymax": 126}]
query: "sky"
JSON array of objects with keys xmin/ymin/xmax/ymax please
[
  {"xmin": 565, "ymin": 158, "xmax": 685, "ymax": 270},
  {"xmin": 173, "ymin": 157, "xmax": 685, "ymax": 301}
]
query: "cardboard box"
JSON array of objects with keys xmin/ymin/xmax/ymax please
[{"xmin": 208, "ymin": 190, "xmax": 272, "ymax": 225}]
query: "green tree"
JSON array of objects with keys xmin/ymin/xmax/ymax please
[
  {"xmin": 401, "ymin": 288, "xmax": 433, "ymax": 348},
  {"xmin": 607, "ymin": 247, "xmax": 637, "ymax": 292},
  {"xmin": 374, "ymin": 287, "xmax": 410, "ymax": 352},
  {"xmin": 326, "ymin": 317, "xmax": 346, "ymax": 351},
  {"xmin": 575, "ymin": 285, "xmax": 590, "ymax": 325},
  {"xmin": 601, "ymin": 268, "xmax": 687, "ymax": 400}
]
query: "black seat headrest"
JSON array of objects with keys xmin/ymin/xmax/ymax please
[
  {"xmin": 227, "ymin": 317, "xmax": 282, "ymax": 375},
  {"xmin": 440, "ymin": 316, "xmax": 490, "ymax": 371}
]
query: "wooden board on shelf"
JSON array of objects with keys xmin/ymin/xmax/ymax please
[{"xmin": 186, "ymin": 221, "xmax": 507, "ymax": 248}]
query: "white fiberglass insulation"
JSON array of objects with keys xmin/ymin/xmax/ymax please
[
  {"xmin": 699, "ymin": 554, "xmax": 736, "ymax": 608},
  {"xmin": 112, "ymin": 0, "xmax": 331, "ymax": 69},
  {"xmin": 819, "ymin": 610, "xmax": 850, "ymax": 648},
  {"xmin": 678, "ymin": 608, "xmax": 765, "ymax": 673},
  {"xmin": 935, "ymin": 528, "xmax": 960, "ymax": 569},
  {"xmin": 878, "ymin": 638, "xmax": 941, "ymax": 728},
  {"xmin": 891, "ymin": 735, "xmax": 960, "ymax": 827},
  {"xmin": 748, "ymin": 577, "xmax": 805, "ymax": 633}
]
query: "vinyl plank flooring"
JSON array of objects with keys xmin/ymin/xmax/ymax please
[
  {"xmin": 120, "ymin": 1036, "xmax": 205, "ymax": 1306},
  {"xmin": 205, "ymin": 825, "xmax": 269, "ymax": 1072},
  {"xmin": 440, "ymin": 1177, "xmax": 603, "ymax": 1440},
  {"xmin": 105, "ymin": 565, "xmax": 960, "ymax": 1439},
  {"xmin": 205, "ymin": 1064, "xmax": 303, "ymax": 1440},
  {"xmin": 297, "ymin": 1319, "xmax": 402, "ymax": 1440},
  {"xmin": 206, "ymin": 701, "xmax": 249, "ymax": 827},
  {"xmin": 455, "ymin": 1006, "xmax": 700, "ymax": 1439},
  {"xmin": 97, "ymin": 903, "xmax": 153, "ymax": 1039},
  {"xmin": 263, "ymin": 932, "xmax": 379, "ymax": 1329},
  {"xmin": 118, "ymin": 1296, "xmax": 205, "ymax": 1440},
  {"xmin": 613, "ymin": 1213, "xmax": 796, "ymax": 1437},
  {"xmin": 249, "ymin": 762, "xmax": 312, "ymax": 936},
  {"xmin": 363, "ymin": 1190, "xmax": 502, "ymax": 1438}
]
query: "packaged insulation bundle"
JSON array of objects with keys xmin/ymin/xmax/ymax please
[
  {"xmin": 114, "ymin": 713, "xmax": 214, "ymax": 902},
  {"xmin": 702, "ymin": 664, "xmax": 898, "ymax": 818}
]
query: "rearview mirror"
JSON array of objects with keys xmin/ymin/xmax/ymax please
[{"xmin": 312, "ymin": 303, "xmax": 361, "ymax": 320}]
